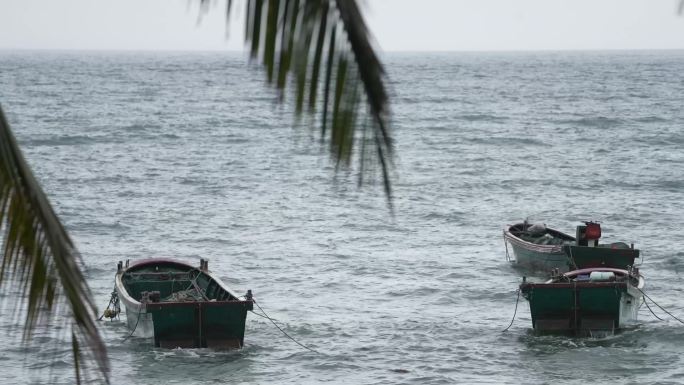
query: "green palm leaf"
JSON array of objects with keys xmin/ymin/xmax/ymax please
[
  {"xmin": 0, "ymin": 106, "xmax": 109, "ymax": 384},
  {"xmin": 228, "ymin": 0, "xmax": 394, "ymax": 203}
]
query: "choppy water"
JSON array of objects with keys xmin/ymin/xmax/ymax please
[{"xmin": 1, "ymin": 50, "xmax": 684, "ymax": 384}]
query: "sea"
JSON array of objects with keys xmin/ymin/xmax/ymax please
[{"xmin": 1, "ymin": 50, "xmax": 684, "ymax": 384}]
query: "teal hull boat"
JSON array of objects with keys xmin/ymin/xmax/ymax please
[
  {"xmin": 115, "ymin": 258, "xmax": 253, "ymax": 348},
  {"xmin": 520, "ymin": 266, "xmax": 644, "ymax": 336},
  {"xmin": 504, "ymin": 222, "xmax": 640, "ymax": 274}
]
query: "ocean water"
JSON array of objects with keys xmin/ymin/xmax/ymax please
[{"xmin": 1, "ymin": 50, "xmax": 684, "ymax": 384}]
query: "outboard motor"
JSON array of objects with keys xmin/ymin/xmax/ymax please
[{"xmin": 576, "ymin": 221, "xmax": 602, "ymax": 247}]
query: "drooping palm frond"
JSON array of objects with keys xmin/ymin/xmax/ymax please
[
  {"xmin": 0, "ymin": 106, "xmax": 109, "ymax": 383},
  {"xmin": 223, "ymin": 0, "xmax": 393, "ymax": 203}
]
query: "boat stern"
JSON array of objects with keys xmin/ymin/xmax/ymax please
[
  {"xmin": 146, "ymin": 300, "xmax": 253, "ymax": 349},
  {"xmin": 521, "ymin": 280, "xmax": 630, "ymax": 335}
]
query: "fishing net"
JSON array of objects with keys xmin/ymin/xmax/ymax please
[{"xmin": 163, "ymin": 287, "xmax": 206, "ymax": 302}]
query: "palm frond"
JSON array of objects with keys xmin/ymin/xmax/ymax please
[
  {"xmin": 0, "ymin": 106, "xmax": 109, "ymax": 383},
  {"xmin": 233, "ymin": 0, "xmax": 393, "ymax": 204}
]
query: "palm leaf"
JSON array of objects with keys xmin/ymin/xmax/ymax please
[
  {"xmin": 233, "ymin": 0, "xmax": 393, "ymax": 204},
  {"xmin": 0, "ymin": 106, "xmax": 109, "ymax": 383}
]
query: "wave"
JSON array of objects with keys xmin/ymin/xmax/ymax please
[
  {"xmin": 122, "ymin": 122, "xmax": 162, "ymax": 131},
  {"xmin": 650, "ymin": 179, "xmax": 684, "ymax": 192},
  {"xmin": 634, "ymin": 116, "xmax": 667, "ymax": 123},
  {"xmin": 466, "ymin": 136, "xmax": 545, "ymax": 146},
  {"xmin": 457, "ymin": 114, "xmax": 508, "ymax": 122},
  {"xmin": 639, "ymin": 134, "xmax": 684, "ymax": 146},
  {"xmin": 422, "ymin": 211, "xmax": 468, "ymax": 223},
  {"xmin": 22, "ymin": 134, "xmax": 122, "ymax": 146},
  {"xmin": 648, "ymin": 252, "xmax": 684, "ymax": 271},
  {"xmin": 557, "ymin": 116, "xmax": 624, "ymax": 128}
]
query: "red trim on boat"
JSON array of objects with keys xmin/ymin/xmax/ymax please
[
  {"xmin": 521, "ymin": 281, "xmax": 628, "ymax": 289},
  {"xmin": 126, "ymin": 258, "xmax": 195, "ymax": 270},
  {"xmin": 563, "ymin": 267, "xmax": 629, "ymax": 277}
]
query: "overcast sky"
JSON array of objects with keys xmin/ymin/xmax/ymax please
[{"xmin": 1, "ymin": 0, "xmax": 684, "ymax": 51}]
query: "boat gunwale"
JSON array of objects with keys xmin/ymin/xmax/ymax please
[
  {"xmin": 520, "ymin": 267, "xmax": 644, "ymax": 290},
  {"xmin": 521, "ymin": 281, "xmax": 629, "ymax": 289},
  {"xmin": 562, "ymin": 267, "xmax": 629, "ymax": 277},
  {"xmin": 504, "ymin": 223, "xmax": 575, "ymax": 254},
  {"xmin": 115, "ymin": 258, "xmax": 250, "ymax": 312}
]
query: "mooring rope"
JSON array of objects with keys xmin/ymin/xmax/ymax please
[
  {"xmin": 643, "ymin": 296, "xmax": 664, "ymax": 321},
  {"xmin": 502, "ymin": 289, "xmax": 521, "ymax": 332},
  {"xmin": 98, "ymin": 288, "xmax": 121, "ymax": 321},
  {"xmin": 252, "ymin": 299, "xmax": 321, "ymax": 354},
  {"xmin": 639, "ymin": 288, "xmax": 684, "ymax": 325},
  {"xmin": 98, "ymin": 294, "xmax": 116, "ymax": 321},
  {"xmin": 249, "ymin": 310, "xmax": 274, "ymax": 320},
  {"xmin": 123, "ymin": 308, "xmax": 143, "ymax": 341}
]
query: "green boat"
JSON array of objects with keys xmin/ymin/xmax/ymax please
[
  {"xmin": 504, "ymin": 221, "xmax": 639, "ymax": 273},
  {"xmin": 520, "ymin": 266, "xmax": 644, "ymax": 336},
  {"xmin": 114, "ymin": 258, "xmax": 253, "ymax": 348}
]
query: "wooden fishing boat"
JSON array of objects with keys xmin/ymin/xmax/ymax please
[
  {"xmin": 114, "ymin": 258, "xmax": 253, "ymax": 348},
  {"xmin": 504, "ymin": 222, "xmax": 575, "ymax": 273},
  {"xmin": 504, "ymin": 221, "xmax": 640, "ymax": 273},
  {"xmin": 519, "ymin": 266, "xmax": 644, "ymax": 336}
]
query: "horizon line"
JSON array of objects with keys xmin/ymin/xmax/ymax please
[{"xmin": 2, "ymin": 47, "xmax": 684, "ymax": 54}]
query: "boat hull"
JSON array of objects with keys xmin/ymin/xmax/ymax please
[
  {"xmin": 115, "ymin": 258, "xmax": 253, "ymax": 348},
  {"xmin": 520, "ymin": 268, "xmax": 644, "ymax": 336},
  {"xmin": 120, "ymin": 299, "xmax": 252, "ymax": 348},
  {"xmin": 507, "ymin": 239, "xmax": 569, "ymax": 273},
  {"xmin": 504, "ymin": 224, "xmax": 574, "ymax": 273},
  {"xmin": 563, "ymin": 245, "xmax": 639, "ymax": 270}
]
